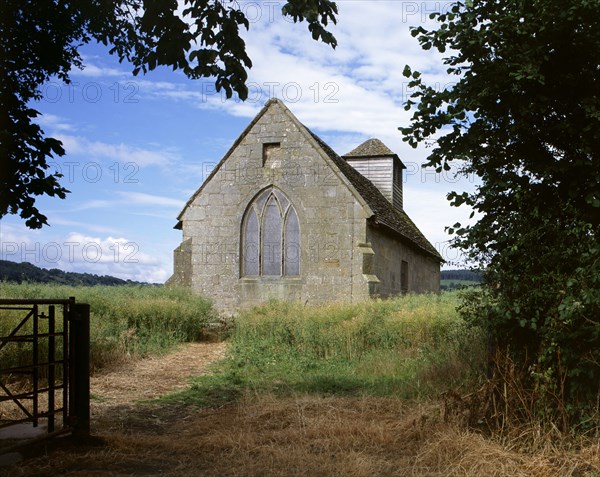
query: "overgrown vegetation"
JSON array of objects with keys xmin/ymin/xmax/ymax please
[
  {"xmin": 4, "ymin": 288, "xmax": 599, "ymax": 475},
  {"xmin": 169, "ymin": 292, "xmax": 486, "ymax": 407},
  {"xmin": 0, "ymin": 283, "xmax": 216, "ymax": 372},
  {"xmin": 403, "ymin": 0, "xmax": 600, "ymax": 431}
]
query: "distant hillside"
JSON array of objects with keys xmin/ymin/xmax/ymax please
[
  {"xmin": 0, "ymin": 260, "xmax": 147, "ymax": 286},
  {"xmin": 440, "ymin": 269, "xmax": 482, "ymax": 291},
  {"xmin": 441, "ymin": 270, "xmax": 482, "ymax": 282}
]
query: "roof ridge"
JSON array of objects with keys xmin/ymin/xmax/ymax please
[
  {"xmin": 176, "ymin": 101, "xmax": 275, "ymax": 222},
  {"xmin": 307, "ymin": 130, "xmax": 443, "ymax": 262},
  {"xmin": 344, "ymin": 138, "xmax": 397, "ymax": 158}
]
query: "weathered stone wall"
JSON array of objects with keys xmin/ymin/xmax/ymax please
[
  {"xmin": 167, "ymin": 238, "xmax": 192, "ymax": 288},
  {"xmin": 367, "ymin": 226, "xmax": 440, "ymax": 296},
  {"xmin": 177, "ymin": 101, "xmax": 374, "ymax": 314}
]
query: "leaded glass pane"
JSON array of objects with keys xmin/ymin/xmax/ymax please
[
  {"xmin": 273, "ymin": 190, "xmax": 289, "ymax": 213},
  {"xmin": 243, "ymin": 207, "xmax": 259, "ymax": 276},
  {"xmin": 284, "ymin": 208, "xmax": 300, "ymax": 276},
  {"xmin": 262, "ymin": 197, "xmax": 282, "ymax": 275},
  {"xmin": 255, "ymin": 188, "xmax": 271, "ymax": 215}
]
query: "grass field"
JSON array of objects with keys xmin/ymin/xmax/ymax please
[
  {"xmin": 440, "ymin": 279, "xmax": 480, "ymax": 287},
  {"xmin": 169, "ymin": 293, "xmax": 487, "ymax": 406},
  {"xmin": 1, "ymin": 284, "xmax": 482, "ymax": 400},
  {"xmin": 440, "ymin": 279, "xmax": 481, "ymax": 291},
  {"xmin": 2, "ymin": 286, "xmax": 599, "ymax": 476},
  {"xmin": 0, "ymin": 282, "xmax": 216, "ymax": 372}
]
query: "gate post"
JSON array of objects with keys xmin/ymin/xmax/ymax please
[{"xmin": 69, "ymin": 303, "xmax": 90, "ymax": 437}]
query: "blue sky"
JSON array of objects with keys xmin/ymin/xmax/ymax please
[{"xmin": 0, "ymin": 1, "xmax": 476, "ymax": 282}]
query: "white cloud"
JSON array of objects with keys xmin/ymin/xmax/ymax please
[
  {"xmin": 36, "ymin": 113, "xmax": 76, "ymax": 132},
  {"xmin": 49, "ymin": 217, "xmax": 121, "ymax": 235},
  {"xmin": 0, "ymin": 223, "xmax": 170, "ymax": 283},
  {"xmin": 70, "ymin": 199, "xmax": 116, "ymax": 211},
  {"xmin": 116, "ymin": 191, "xmax": 185, "ymax": 208},
  {"xmin": 57, "ymin": 134, "xmax": 177, "ymax": 168},
  {"xmin": 71, "ymin": 61, "xmax": 125, "ymax": 78},
  {"xmin": 402, "ymin": 186, "xmax": 478, "ymax": 268},
  {"xmin": 130, "ymin": 1, "xmax": 453, "ymax": 173},
  {"xmin": 58, "ymin": 193, "xmax": 183, "ymax": 214}
]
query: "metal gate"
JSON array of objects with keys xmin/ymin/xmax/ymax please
[{"xmin": 0, "ymin": 298, "xmax": 89, "ymax": 450}]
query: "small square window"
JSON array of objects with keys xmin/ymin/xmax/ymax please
[{"xmin": 262, "ymin": 143, "xmax": 281, "ymax": 168}]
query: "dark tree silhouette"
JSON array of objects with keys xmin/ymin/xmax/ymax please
[
  {"xmin": 403, "ymin": 0, "xmax": 599, "ymax": 427},
  {"xmin": 0, "ymin": 0, "xmax": 338, "ymax": 228}
]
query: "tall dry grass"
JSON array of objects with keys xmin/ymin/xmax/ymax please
[
  {"xmin": 6, "ymin": 394, "xmax": 599, "ymax": 477},
  {"xmin": 0, "ymin": 282, "xmax": 216, "ymax": 372},
  {"xmin": 181, "ymin": 292, "xmax": 487, "ymax": 403}
]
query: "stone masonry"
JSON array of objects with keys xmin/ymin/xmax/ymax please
[{"xmin": 168, "ymin": 99, "xmax": 442, "ymax": 314}]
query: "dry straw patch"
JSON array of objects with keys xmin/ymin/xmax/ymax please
[
  {"xmin": 7, "ymin": 392, "xmax": 600, "ymax": 477},
  {"xmin": 91, "ymin": 341, "xmax": 228, "ymax": 408},
  {"xmin": 413, "ymin": 428, "xmax": 600, "ymax": 477},
  {"xmin": 175, "ymin": 395, "xmax": 430, "ymax": 477}
]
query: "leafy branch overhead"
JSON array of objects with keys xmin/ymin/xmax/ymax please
[
  {"xmin": 401, "ymin": 0, "xmax": 599, "ymax": 429},
  {"xmin": 0, "ymin": 0, "xmax": 338, "ymax": 228},
  {"xmin": 402, "ymin": 1, "xmax": 599, "ymax": 224}
]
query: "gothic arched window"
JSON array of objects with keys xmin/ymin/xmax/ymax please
[{"xmin": 241, "ymin": 188, "xmax": 300, "ymax": 277}]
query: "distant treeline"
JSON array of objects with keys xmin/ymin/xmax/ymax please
[
  {"xmin": 0, "ymin": 260, "xmax": 147, "ymax": 286},
  {"xmin": 440, "ymin": 269, "xmax": 482, "ymax": 291},
  {"xmin": 440, "ymin": 270, "xmax": 482, "ymax": 282}
]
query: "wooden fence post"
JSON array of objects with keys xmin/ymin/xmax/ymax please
[{"xmin": 69, "ymin": 302, "xmax": 90, "ymax": 438}]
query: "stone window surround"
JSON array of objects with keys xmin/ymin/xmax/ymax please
[{"xmin": 241, "ymin": 186, "xmax": 301, "ymax": 278}]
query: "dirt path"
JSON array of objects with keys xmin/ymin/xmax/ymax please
[
  {"xmin": 89, "ymin": 341, "xmax": 229, "ymax": 435},
  {"xmin": 91, "ymin": 342, "xmax": 228, "ymax": 408},
  {"xmin": 3, "ymin": 342, "xmax": 231, "ymax": 476}
]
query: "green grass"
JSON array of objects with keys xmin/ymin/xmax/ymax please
[
  {"xmin": 441, "ymin": 279, "xmax": 480, "ymax": 286},
  {"xmin": 440, "ymin": 280, "xmax": 481, "ymax": 292},
  {"xmin": 0, "ymin": 282, "xmax": 216, "ymax": 372},
  {"xmin": 1, "ymin": 284, "xmax": 487, "ymax": 405},
  {"xmin": 168, "ymin": 291, "xmax": 487, "ymax": 407}
]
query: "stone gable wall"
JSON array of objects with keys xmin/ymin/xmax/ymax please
[{"xmin": 176, "ymin": 102, "xmax": 373, "ymax": 314}]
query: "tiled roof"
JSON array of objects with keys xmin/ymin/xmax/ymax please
[
  {"xmin": 308, "ymin": 131, "xmax": 443, "ymax": 262},
  {"xmin": 344, "ymin": 138, "xmax": 397, "ymax": 158}
]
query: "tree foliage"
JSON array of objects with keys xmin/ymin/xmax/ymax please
[
  {"xmin": 0, "ymin": 0, "xmax": 338, "ymax": 228},
  {"xmin": 402, "ymin": 0, "xmax": 600, "ymax": 428}
]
